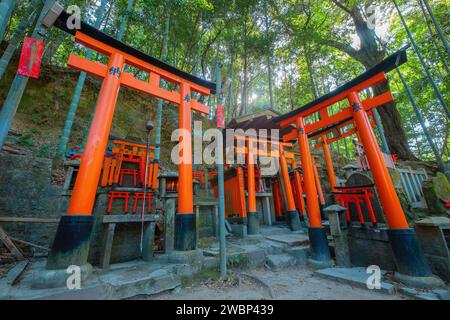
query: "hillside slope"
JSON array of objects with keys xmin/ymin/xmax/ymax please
[{"xmin": 0, "ymin": 58, "xmax": 215, "ymax": 171}]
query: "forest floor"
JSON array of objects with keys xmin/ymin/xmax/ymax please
[{"xmin": 140, "ymin": 267, "xmax": 406, "ymax": 300}]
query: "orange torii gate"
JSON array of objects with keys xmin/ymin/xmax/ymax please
[
  {"xmin": 283, "ymin": 152, "xmax": 306, "ymax": 218},
  {"xmin": 311, "ymin": 116, "xmax": 378, "ymax": 191},
  {"xmin": 234, "ymin": 135, "xmax": 302, "ymax": 232},
  {"xmin": 46, "ymin": 11, "xmax": 215, "ymax": 273},
  {"xmin": 283, "ymin": 151, "xmax": 327, "ymax": 225},
  {"xmin": 274, "ymin": 49, "xmax": 441, "ymax": 285}
]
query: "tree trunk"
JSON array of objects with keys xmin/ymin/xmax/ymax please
[
  {"xmin": 54, "ymin": 0, "xmax": 108, "ymax": 160},
  {"xmin": 117, "ymin": 0, "xmax": 134, "ymax": 42},
  {"xmin": 241, "ymin": 48, "xmax": 248, "ymax": 116},
  {"xmin": 0, "ymin": 0, "xmax": 16, "ymax": 43},
  {"xmin": 421, "ymin": 0, "xmax": 450, "ymax": 56},
  {"xmin": 372, "ymin": 82, "xmax": 417, "ymax": 160},
  {"xmin": 418, "ymin": 0, "xmax": 449, "ymax": 74},
  {"xmin": 264, "ymin": 0, "xmax": 274, "ymax": 109},
  {"xmin": 0, "ymin": 0, "xmax": 54, "ymax": 149},
  {"xmin": 154, "ymin": 7, "xmax": 171, "ymax": 162},
  {"xmin": 305, "ymin": 46, "xmax": 318, "ymax": 100},
  {"xmin": 327, "ymin": 1, "xmax": 417, "ymax": 160}
]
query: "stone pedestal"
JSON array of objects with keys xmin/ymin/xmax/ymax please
[
  {"xmin": 324, "ymin": 204, "xmax": 351, "ymax": 267},
  {"xmin": 416, "ymin": 217, "xmax": 450, "ymax": 284}
]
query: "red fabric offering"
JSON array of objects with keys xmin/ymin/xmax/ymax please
[
  {"xmin": 17, "ymin": 37, "xmax": 45, "ymax": 79},
  {"xmin": 216, "ymin": 104, "xmax": 225, "ymax": 129}
]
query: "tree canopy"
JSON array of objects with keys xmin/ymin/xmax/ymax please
[{"xmin": 1, "ymin": 0, "xmax": 448, "ymax": 163}]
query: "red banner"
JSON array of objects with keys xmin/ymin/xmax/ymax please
[
  {"xmin": 17, "ymin": 37, "xmax": 44, "ymax": 79},
  {"xmin": 217, "ymin": 104, "xmax": 225, "ymax": 129}
]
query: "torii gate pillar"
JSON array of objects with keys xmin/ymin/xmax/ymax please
[
  {"xmin": 296, "ymin": 117, "xmax": 332, "ymax": 269},
  {"xmin": 47, "ymin": 52, "xmax": 125, "ymax": 272},
  {"xmin": 350, "ymin": 91, "xmax": 443, "ymax": 288}
]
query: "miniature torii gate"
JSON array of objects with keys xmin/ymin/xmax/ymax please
[
  {"xmin": 283, "ymin": 152, "xmax": 306, "ymax": 219},
  {"xmin": 284, "ymin": 151, "xmax": 327, "ymax": 220},
  {"xmin": 311, "ymin": 116, "xmax": 378, "ymax": 191},
  {"xmin": 234, "ymin": 134, "xmax": 302, "ymax": 232},
  {"xmin": 274, "ymin": 48, "xmax": 441, "ymax": 285},
  {"xmin": 47, "ymin": 12, "xmax": 215, "ymax": 272}
]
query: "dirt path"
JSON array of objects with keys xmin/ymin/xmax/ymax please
[{"xmin": 145, "ymin": 267, "xmax": 406, "ymax": 300}]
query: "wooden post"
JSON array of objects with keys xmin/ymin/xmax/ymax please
[
  {"xmin": 279, "ymin": 144, "xmax": 301, "ymax": 230},
  {"xmin": 100, "ymin": 223, "xmax": 116, "ymax": 269},
  {"xmin": 67, "ymin": 53, "xmax": 125, "ymax": 215}
]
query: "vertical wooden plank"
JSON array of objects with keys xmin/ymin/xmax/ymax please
[
  {"xmin": 196, "ymin": 205, "xmax": 200, "ymax": 243},
  {"xmin": 63, "ymin": 166, "xmax": 75, "ymax": 191},
  {"xmin": 160, "ymin": 177, "xmax": 167, "ymax": 198},
  {"xmin": 142, "ymin": 222, "xmax": 155, "ymax": 262},
  {"xmin": 399, "ymin": 170, "xmax": 413, "ymax": 203},
  {"xmin": 408, "ymin": 167, "xmax": 422, "ymax": 199},
  {"xmin": 108, "ymin": 159, "xmax": 116, "ymax": 186},
  {"xmin": 263, "ymin": 196, "xmax": 272, "ymax": 226},
  {"xmin": 101, "ymin": 158, "xmax": 111, "ymax": 187},
  {"xmin": 164, "ymin": 198, "xmax": 175, "ymax": 254},
  {"xmin": 213, "ymin": 205, "xmax": 219, "ymax": 237},
  {"xmin": 100, "ymin": 223, "xmax": 116, "ymax": 269}
]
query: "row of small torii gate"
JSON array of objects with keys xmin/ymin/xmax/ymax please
[{"xmin": 32, "ymin": 7, "xmax": 439, "ymax": 287}]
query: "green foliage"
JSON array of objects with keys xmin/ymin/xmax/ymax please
[
  {"xmin": 180, "ymin": 267, "xmax": 221, "ymax": 287},
  {"xmin": 227, "ymin": 253, "xmax": 249, "ymax": 269},
  {"xmin": 0, "ymin": 0, "xmax": 447, "ymax": 163},
  {"xmin": 7, "ymin": 128, "xmax": 38, "ymax": 148}
]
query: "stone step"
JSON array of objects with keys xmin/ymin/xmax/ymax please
[
  {"xmin": 286, "ymin": 246, "xmax": 309, "ymax": 265},
  {"xmin": 314, "ymin": 267, "xmax": 396, "ymax": 295},
  {"xmin": 266, "ymin": 254, "xmax": 297, "ymax": 271},
  {"xmin": 264, "ymin": 233, "xmax": 309, "ymax": 247},
  {"xmin": 3, "ymin": 263, "xmax": 181, "ymax": 300},
  {"xmin": 257, "ymin": 240, "xmax": 287, "ymax": 255},
  {"xmin": 100, "ymin": 267, "xmax": 181, "ymax": 299}
]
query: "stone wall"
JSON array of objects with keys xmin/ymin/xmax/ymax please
[
  {"xmin": 0, "ymin": 153, "xmax": 150, "ymax": 265},
  {"xmin": 0, "ymin": 153, "xmax": 68, "ymax": 250}
]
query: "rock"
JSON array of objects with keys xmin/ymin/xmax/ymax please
[
  {"xmin": 398, "ymin": 287, "xmax": 441, "ymax": 300},
  {"xmin": 257, "ymin": 240, "xmax": 286, "ymax": 255},
  {"xmin": 422, "ymin": 173, "xmax": 450, "ymax": 216},
  {"xmin": 265, "ymin": 254, "xmax": 296, "ymax": 271},
  {"xmin": 265, "ymin": 233, "xmax": 309, "ymax": 247},
  {"xmin": 241, "ymin": 245, "xmax": 266, "ymax": 268},
  {"xmin": 203, "ymin": 257, "xmax": 219, "ymax": 269},
  {"xmin": 286, "ymin": 246, "xmax": 309, "ymax": 265}
]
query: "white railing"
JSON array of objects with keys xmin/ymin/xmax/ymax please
[{"xmin": 398, "ymin": 166, "xmax": 429, "ymax": 208}]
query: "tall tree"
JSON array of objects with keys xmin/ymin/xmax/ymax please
[
  {"xmin": 0, "ymin": 0, "xmax": 55, "ymax": 149},
  {"xmin": 314, "ymin": 1, "xmax": 417, "ymax": 160},
  {"xmin": 0, "ymin": 0, "xmax": 41, "ymax": 79},
  {"xmin": 392, "ymin": 0, "xmax": 449, "ymax": 119},
  {"xmin": 153, "ymin": 3, "xmax": 171, "ymax": 167},
  {"xmin": 417, "ymin": 0, "xmax": 449, "ymax": 73},
  {"xmin": 0, "ymin": 0, "xmax": 16, "ymax": 43},
  {"xmin": 421, "ymin": 0, "xmax": 449, "ymax": 56},
  {"xmin": 54, "ymin": 0, "xmax": 108, "ymax": 160},
  {"xmin": 264, "ymin": 0, "xmax": 275, "ymax": 109}
]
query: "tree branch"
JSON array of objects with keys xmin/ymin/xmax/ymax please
[
  {"xmin": 330, "ymin": 0, "xmax": 354, "ymax": 16},
  {"xmin": 320, "ymin": 38, "xmax": 360, "ymax": 59}
]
